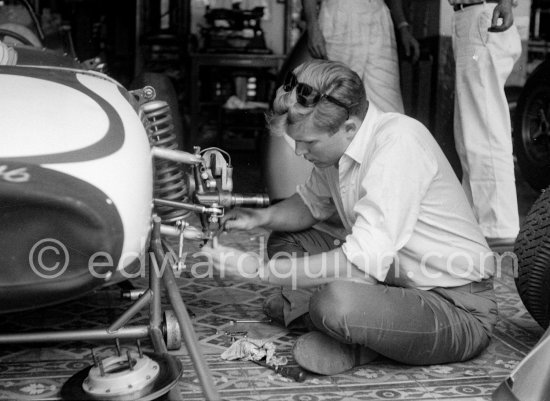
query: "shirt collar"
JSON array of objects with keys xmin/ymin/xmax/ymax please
[{"xmin": 343, "ymin": 102, "xmax": 382, "ymax": 164}]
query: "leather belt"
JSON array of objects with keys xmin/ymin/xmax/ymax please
[
  {"xmin": 453, "ymin": 1, "xmax": 497, "ymax": 11},
  {"xmin": 445, "ymin": 278, "xmax": 493, "ymax": 294}
]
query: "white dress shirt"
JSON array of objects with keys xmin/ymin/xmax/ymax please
[{"xmin": 297, "ymin": 104, "xmax": 495, "ymax": 289}]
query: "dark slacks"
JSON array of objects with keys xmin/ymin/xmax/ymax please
[{"xmin": 266, "ymin": 229, "xmax": 498, "ymax": 365}]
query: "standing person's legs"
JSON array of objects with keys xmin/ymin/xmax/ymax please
[
  {"xmin": 264, "ymin": 229, "xmax": 340, "ymax": 327},
  {"xmin": 452, "ymin": 4, "xmax": 522, "ymax": 239},
  {"xmin": 360, "ymin": 0, "xmax": 404, "ymax": 113},
  {"xmin": 319, "ymin": 0, "xmax": 404, "ymax": 113},
  {"xmin": 293, "ymin": 279, "xmax": 497, "ymax": 374}
]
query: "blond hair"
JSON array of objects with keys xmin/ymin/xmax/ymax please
[{"xmin": 267, "ymin": 60, "xmax": 368, "ymax": 136}]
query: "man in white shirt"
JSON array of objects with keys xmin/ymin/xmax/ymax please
[{"xmin": 203, "ymin": 60, "xmax": 498, "ymax": 375}]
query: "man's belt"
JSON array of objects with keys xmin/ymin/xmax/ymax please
[
  {"xmin": 453, "ymin": 1, "xmax": 498, "ymax": 11},
  {"xmin": 446, "ymin": 278, "xmax": 494, "ymax": 294}
]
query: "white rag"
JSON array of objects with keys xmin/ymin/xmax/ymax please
[{"xmin": 220, "ymin": 338, "xmax": 288, "ymax": 367}]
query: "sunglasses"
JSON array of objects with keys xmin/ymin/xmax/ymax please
[{"xmin": 283, "ymin": 72, "xmax": 350, "ymax": 114}]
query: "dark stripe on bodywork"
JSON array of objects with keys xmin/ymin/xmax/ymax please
[{"xmin": 0, "ymin": 66, "xmax": 126, "ymax": 164}]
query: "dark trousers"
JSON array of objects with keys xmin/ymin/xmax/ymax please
[{"xmin": 266, "ymin": 229, "xmax": 498, "ymax": 365}]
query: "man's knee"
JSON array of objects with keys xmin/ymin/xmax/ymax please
[{"xmin": 309, "ymin": 281, "xmax": 366, "ymax": 330}]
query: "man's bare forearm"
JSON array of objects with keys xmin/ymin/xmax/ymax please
[
  {"xmin": 262, "ymin": 247, "xmax": 374, "ymax": 288},
  {"xmin": 385, "ymin": 0, "xmax": 407, "ymax": 26},
  {"xmin": 302, "ymin": 0, "xmax": 319, "ymax": 27},
  {"xmin": 261, "ymin": 193, "xmax": 318, "ymax": 232}
]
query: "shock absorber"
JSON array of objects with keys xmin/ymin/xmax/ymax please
[{"xmin": 141, "ymin": 100, "xmax": 191, "ymax": 222}]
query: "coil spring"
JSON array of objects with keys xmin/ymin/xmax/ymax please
[{"xmin": 141, "ymin": 100, "xmax": 191, "ymax": 222}]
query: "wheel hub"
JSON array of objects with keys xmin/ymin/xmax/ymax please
[
  {"xmin": 61, "ymin": 350, "xmax": 183, "ymax": 401},
  {"xmin": 83, "ymin": 351, "xmax": 160, "ymax": 397}
]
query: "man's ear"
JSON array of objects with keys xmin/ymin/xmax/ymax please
[{"xmin": 343, "ymin": 118, "xmax": 360, "ymax": 139}]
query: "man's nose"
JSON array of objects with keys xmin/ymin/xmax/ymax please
[{"xmin": 295, "ymin": 142, "xmax": 307, "ymax": 156}]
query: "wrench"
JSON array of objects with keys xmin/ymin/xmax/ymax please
[{"xmin": 251, "ymin": 359, "xmax": 307, "ymax": 382}]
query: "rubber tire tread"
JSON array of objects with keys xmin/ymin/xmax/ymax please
[{"xmin": 515, "ymin": 186, "xmax": 550, "ymax": 329}]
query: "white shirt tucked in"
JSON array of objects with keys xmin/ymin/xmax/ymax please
[{"xmin": 297, "ymin": 104, "xmax": 495, "ymax": 289}]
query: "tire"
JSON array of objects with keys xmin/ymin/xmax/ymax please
[
  {"xmin": 130, "ymin": 72, "xmax": 184, "ymax": 150},
  {"xmin": 0, "ymin": 23, "xmax": 42, "ymax": 47},
  {"xmin": 514, "ymin": 60, "xmax": 550, "ymax": 191},
  {"xmin": 515, "ymin": 186, "xmax": 550, "ymax": 329}
]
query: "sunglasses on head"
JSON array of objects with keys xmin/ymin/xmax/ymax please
[{"xmin": 283, "ymin": 72, "xmax": 350, "ymax": 114}]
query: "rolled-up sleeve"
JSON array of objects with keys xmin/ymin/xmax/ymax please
[
  {"xmin": 342, "ymin": 130, "xmax": 437, "ymax": 282},
  {"xmin": 297, "ymin": 167, "xmax": 336, "ymax": 221}
]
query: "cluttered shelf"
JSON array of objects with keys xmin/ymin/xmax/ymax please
[{"xmin": 186, "ymin": 52, "xmax": 284, "ymax": 150}]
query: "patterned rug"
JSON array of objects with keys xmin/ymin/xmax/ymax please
[{"xmin": 0, "ymin": 224, "xmax": 545, "ymax": 401}]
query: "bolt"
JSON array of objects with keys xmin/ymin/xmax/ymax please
[
  {"xmin": 126, "ymin": 351, "xmax": 134, "ymax": 371},
  {"xmin": 143, "ymin": 86, "xmax": 155, "ymax": 99},
  {"xmin": 90, "ymin": 348, "xmax": 98, "ymax": 366},
  {"xmin": 115, "ymin": 338, "xmax": 121, "ymax": 357},
  {"xmin": 98, "ymin": 359, "xmax": 105, "ymax": 377},
  {"xmin": 137, "ymin": 339, "xmax": 143, "ymax": 359}
]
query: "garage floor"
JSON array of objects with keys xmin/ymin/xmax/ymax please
[{"xmin": 0, "ymin": 152, "xmax": 545, "ymax": 401}]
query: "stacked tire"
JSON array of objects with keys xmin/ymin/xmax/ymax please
[{"xmin": 515, "ymin": 187, "xmax": 550, "ymax": 329}]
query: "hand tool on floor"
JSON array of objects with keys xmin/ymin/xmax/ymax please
[
  {"xmin": 230, "ymin": 319, "xmax": 272, "ymax": 325},
  {"xmin": 252, "ymin": 359, "xmax": 307, "ymax": 382},
  {"xmin": 223, "ymin": 330, "xmax": 248, "ymax": 343}
]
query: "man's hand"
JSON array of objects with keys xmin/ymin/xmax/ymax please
[
  {"xmin": 489, "ymin": 0, "xmax": 514, "ymax": 32},
  {"xmin": 398, "ymin": 26, "xmax": 420, "ymax": 63},
  {"xmin": 202, "ymin": 238, "xmax": 263, "ymax": 282},
  {"xmin": 221, "ymin": 208, "xmax": 265, "ymax": 231},
  {"xmin": 307, "ymin": 24, "xmax": 328, "ymax": 59}
]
